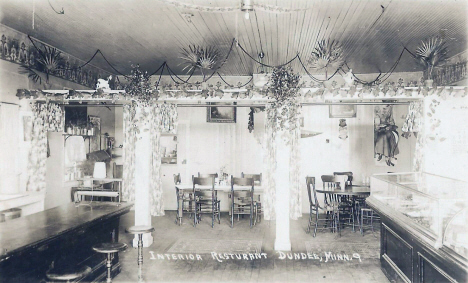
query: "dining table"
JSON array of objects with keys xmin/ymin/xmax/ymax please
[{"xmin": 174, "ymin": 183, "xmax": 264, "ymax": 224}]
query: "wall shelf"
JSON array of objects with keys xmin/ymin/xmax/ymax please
[{"xmin": 62, "ymin": 133, "xmax": 95, "ymax": 141}]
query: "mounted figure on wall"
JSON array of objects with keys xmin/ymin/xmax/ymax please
[{"xmin": 374, "ymin": 104, "xmax": 400, "ymax": 166}]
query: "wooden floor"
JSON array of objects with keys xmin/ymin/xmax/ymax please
[{"xmin": 115, "ymin": 211, "xmax": 389, "ymax": 282}]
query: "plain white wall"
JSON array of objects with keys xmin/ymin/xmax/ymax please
[
  {"xmin": 423, "ymin": 95, "xmax": 468, "ymax": 181},
  {"xmin": 300, "ymin": 104, "xmax": 415, "ymax": 213}
]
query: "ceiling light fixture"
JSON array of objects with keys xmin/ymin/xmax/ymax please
[{"xmin": 241, "ymin": 0, "xmax": 253, "ymax": 20}]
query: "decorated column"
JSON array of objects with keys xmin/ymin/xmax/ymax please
[
  {"xmin": 275, "ymin": 126, "xmax": 291, "ymax": 251},
  {"xmin": 263, "ymin": 67, "xmax": 302, "ymax": 251},
  {"xmin": 122, "ymin": 65, "xmax": 178, "ymax": 247},
  {"xmin": 123, "ymin": 66, "xmax": 158, "ymax": 247},
  {"xmin": 133, "ymin": 104, "xmax": 154, "ymax": 247}
]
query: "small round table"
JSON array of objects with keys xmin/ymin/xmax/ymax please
[{"xmin": 93, "ymin": 242, "xmax": 128, "ymax": 283}]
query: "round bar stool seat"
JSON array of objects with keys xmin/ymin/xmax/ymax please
[
  {"xmin": 93, "ymin": 242, "xmax": 128, "ymax": 254},
  {"xmin": 93, "ymin": 242, "xmax": 127, "ymax": 283},
  {"xmin": 46, "ymin": 265, "xmax": 91, "ymax": 282},
  {"xmin": 125, "ymin": 225, "xmax": 155, "ymax": 234},
  {"xmin": 125, "ymin": 225, "xmax": 154, "ymax": 268}
]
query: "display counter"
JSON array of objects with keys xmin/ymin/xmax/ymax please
[
  {"xmin": 0, "ymin": 202, "xmax": 133, "ymax": 282},
  {"xmin": 367, "ymin": 172, "xmax": 467, "ymax": 283}
]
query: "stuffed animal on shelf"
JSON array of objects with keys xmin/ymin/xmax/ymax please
[
  {"xmin": 96, "ymin": 75, "xmax": 112, "ymax": 90},
  {"xmin": 342, "ymin": 69, "xmax": 355, "ymax": 87}
]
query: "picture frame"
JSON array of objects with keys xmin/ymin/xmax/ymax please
[
  {"xmin": 19, "ymin": 111, "xmax": 32, "ymax": 142},
  {"xmin": 329, "ymin": 104, "xmax": 357, "ymax": 118},
  {"xmin": 88, "ymin": 115, "xmax": 101, "ymax": 151},
  {"xmin": 207, "ymin": 102, "xmax": 237, "ymax": 123}
]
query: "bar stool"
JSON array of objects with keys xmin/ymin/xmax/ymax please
[
  {"xmin": 93, "ymin": 242, "xmax": 128, "ymax": 283},
  {"xmin": 125, "ymin": 225, "xmax": 155, "ymax": 266},
  {"xmin": 46, "ymin": 264, "xmax": 91, "ymax": 282}
]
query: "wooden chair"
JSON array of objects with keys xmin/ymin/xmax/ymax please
[
  {"xmin": 174, "ymin": 174, "xmax": 194, "ymax": 225},
  {"xmin": 241, "ymin": 173, "xmax": 262, "ymax": 224},
  {"xmin": 241, "ymin": 173, "xmax": 262, "ymax": 185},
  {"xmin": 306, "ymin": 176, "xmax": 337, "ymax": 237},
  {"xmin": 321, "ymin": 175, "xmax": 340, "ymax": 234},
  {"xmin": 334, "ymin": 171, "xmax": 359, "ymax": 232},
  {"xmin": 333, "ymin": 172, "xmax": 353, "ymax": 185},
  {"xmin": 230, "ymin": 176, "xmax": 254, "ymax": 228},
  {"xmin": 358, "ymin": 200, "xmax": 380, "ymax": 235},
  {"xmin": 192, "ymin": 176, "xmax": 220, "ymax": 228},
  {"xmin": 321, "ymin": 175, "xmax": 354, "ymax": 236}
]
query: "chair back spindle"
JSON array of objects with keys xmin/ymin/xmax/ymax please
[{"xmin": 306, "ymin": 176, "xmax": 319, "ymax": 209}]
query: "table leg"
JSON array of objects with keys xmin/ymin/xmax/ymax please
[{"xmin": 178, "ymin": 192, "xmax": 183, "ymax": 225}]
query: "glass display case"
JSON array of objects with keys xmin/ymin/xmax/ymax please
[{"xmin": 370, "ymin": 172, "xmax": 468, "ymax": 259}]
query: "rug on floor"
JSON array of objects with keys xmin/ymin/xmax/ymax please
[
  {"xmin": 305, "ymin": 241, "xmax": 380, "ymax": 259},
  {"xmin": 167, "ymin": 239, "xmax": 263, "ymax": 254}
]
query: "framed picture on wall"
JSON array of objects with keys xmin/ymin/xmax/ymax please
[
  {"xmin": 329, "ymin": 104, "xmax": 357, "ymax": 118},
  {"xmin": 88, "ymin": 115, "xmax": 101, "ymax": 152},
  {"xmin": 207, "ymin": 102, "xmax": 236, "ymax": 123},
  {"xmin": 19, "ymin": 111, "xmax": 32, "ymax": 142}
]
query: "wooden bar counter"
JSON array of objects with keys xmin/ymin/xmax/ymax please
[{"xmin": 0, "ymin": 202, "xmax": 133, "ymax": 283}]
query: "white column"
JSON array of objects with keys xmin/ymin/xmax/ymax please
[
  {"xmin": 133, "ymin": 107, "xmax": 153, "ymax": 247},
  {"xmin": 274, "ymin": 131, "xmax": 291, "ymax": 251}
]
